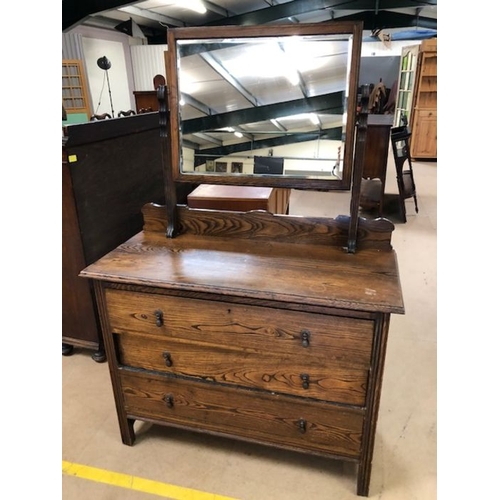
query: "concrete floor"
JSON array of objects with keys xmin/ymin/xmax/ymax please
[{"xmin": 62, "ymin": 152, "xmax": 437, "ymax": 499}]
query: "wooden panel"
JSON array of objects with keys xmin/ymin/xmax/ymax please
[
  {"xmin": 133, "ymin": 91, "xmax": 159, "ymax": 112},
  {"xmin": 410, "ymin": 110, "xmax": 437, "ymax": 159},
  {"xmin": 62, "ymin": 59, "xmax": 91, "ymax": 119},
  {"xmin": 141, "ymin": 203, "xmax": 396, "ymax": 251},
  {"xmin": 120, "ymin": 369, "xmax": 365, "ymax": 458},
  {"xmin": 64, "ymin": 118, "xmax": 166, "ymax": 265},
  {"xmin": 62, "ymin": 149, "xmax": 100, "ymax": 347},
  {"xmin": 187, "ymin": 185, "xmax": 272, "ymax": 212},
  {"xmin": 360, "ymin": 116, "xmax": 393, "ymax": 215},
  {"xmin": 83, "ymin": 230, "xmax": 405, "ymax": 314}
]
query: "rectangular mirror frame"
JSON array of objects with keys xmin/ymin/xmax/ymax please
[{"xmin": 166, "ymin": 21, "xmax": 363, "ymax": 191}]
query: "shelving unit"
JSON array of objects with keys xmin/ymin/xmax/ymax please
[
  {"xmin": 62, "ymin": 59, "xmax": 91, "ymax": 121},
  {"xmin": 409, "ymin": 39, "xmax": 437, "ymax": 159},
  {"xmin": 394, "ymin": 39, "xmax": 437, "ymax": 160}
]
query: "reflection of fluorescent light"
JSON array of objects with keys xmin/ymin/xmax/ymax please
[
  {"xmin": 287, "ymin": 71, "xmax": 299, "ymax": 86},
  {"xmin": 309, "ymin": 113, "xmax": 320, "ymax": 125},
  {"xmin": 234, "ymin": 131, "xmax": 243, "ymax": 138},
  {"xmin": 175, "ymin": 0, "xmax": 207, "ymax": 14}
]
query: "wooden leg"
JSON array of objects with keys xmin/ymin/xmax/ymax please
[
  {"xmin": 62, "ymin": 343, "xmax": 74, "ymax": 356},
  {"xmin": 356, "ymin": 461, "xmax": 371, "ymax": 496},
  {"xmin": 120, "ymin": 418, "xmax": 136, "ymax": 446},
  {"xmin": 357, "ymin": 314, "xmax": 391, "ymax": 497},
  {"xmin": 91, "ymin": 346, "xmax": 106, "ymax": 363}
]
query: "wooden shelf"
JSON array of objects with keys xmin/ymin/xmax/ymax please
[
  {"xmin": 62, "ymin": 59, "xmax": 91, "ymax": 120},
  {"xmin": 394, "ymin": 39, "xmax": 437, "ymax": 159}
]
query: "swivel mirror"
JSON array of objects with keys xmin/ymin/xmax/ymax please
[{"xmin": 166, "ymin": 22, "xmax": 362, "ymax": 190}]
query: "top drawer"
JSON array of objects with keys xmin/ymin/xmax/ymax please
[{"xmin": 105, "ymin": 289, "xmax": 374, "ymax": 369}]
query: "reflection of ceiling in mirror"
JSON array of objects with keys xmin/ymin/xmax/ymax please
[{"xmin": 176, "ymin": 36, "xmax": 351, "ymax": 171}]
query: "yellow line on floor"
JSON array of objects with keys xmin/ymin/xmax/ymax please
[{"xmin": 62, "ymin": 460, "xmax": 239, "ymax": 500}]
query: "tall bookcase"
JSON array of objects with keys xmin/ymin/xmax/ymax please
[
  {"xmin": 62, "ymin": 59, "xmax": 91, "ymax": 122},
  {"xmin": 394, "ymin": 39, "xmax": 437, "ymax": 160}
]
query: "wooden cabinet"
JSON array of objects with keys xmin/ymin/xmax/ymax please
[
  {"xmin": 395, "ymin": 39, "xmax": 437, "ymax": 159},
  {"xmin": 82, "ymin": 204, "xmax": 404, "ymax": 496},
  {"xmin": 410, "ymin": 109, "xmax": 437, "ymax": 158},
  {"xmin": 133, "ymin": 91, "xmax": 159, "ymax": 113},
  {"xmin": 187, "ymin": 184, "xmax": 290, "ymax": 214},
  {"xmin": 62, "ymin": 59, "xmax": 91, "ymax": 122},
  {"xmin": 79, "ymin": 23, "xmax": 404, "ymax": 497},
  {"xmin": 62, "ymin": 114, "xmax": 170, "ymax": 360},
  {"xmin": 359, "ymin": 114, "xmax": 394, "ymax": 215},
  {"xmin": 410, "ymin": 39, "xmax": 437, "ymax": 159}
]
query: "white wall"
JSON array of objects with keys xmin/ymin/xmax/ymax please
[
  {"xmin": 361, "ymin": 39, "xmax": 421, "ymax": 57},
  {"xmin": 66, "ymin": 26, "xmax": 137, "ymax": 116},
  {"xmin": 130, "ymin": 44, "xmax": 169, "ymax": 91},
  {"xmin": 183, "ymin": 139, "xmax": 343, "ymax": 177}
]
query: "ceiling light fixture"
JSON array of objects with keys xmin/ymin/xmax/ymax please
[
  {"xmin": 309, "ymin": 113, "xmax": 320, "ymax": 125},
  {"xmin": 234, "ymin": 131, "xmax": 243, "ymax": 138},
  {"xmin": 176, "ymin": 0, "xmax": 207, "ymax": 14}
]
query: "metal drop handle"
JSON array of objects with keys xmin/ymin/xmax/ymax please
[
  {"xmin": 301, "ymin": 329, "xmax": 310, "ymax": 347},
  {"xmin": 163, "ymin": 351, "xmax": 173, "ymax": 367},
  {"xmin": 298, "ymin": 419, "xmax": 307, "ymax": 433},
  {"xmin": 154, "ymin": 309, "xmax": 163, "ymax": 327}
]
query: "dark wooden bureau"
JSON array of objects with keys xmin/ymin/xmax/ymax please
[
  {"xmin": 81, "ymin": 204, "xmax": 404, "ymax": 495},
  {"xmin": 62, "ymin": 113, "xmax": 195, "ymax": 360},
  {"xmin": 79, "ymin": 21, "xmax": 405, "ymax": 497}
]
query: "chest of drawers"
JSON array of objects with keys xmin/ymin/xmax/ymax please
[{"xmin": 82, "ymin": 204, "xmax": 404, "ymax": 496}]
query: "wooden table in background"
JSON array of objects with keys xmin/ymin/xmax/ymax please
[{"xmin": 187, "ymin": 184, "xmax": 290, "ymax": 214}]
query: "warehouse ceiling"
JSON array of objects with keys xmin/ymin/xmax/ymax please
[
  {"xmin": 62, "ymin": 0, "xmax": 437, "ymax": 170},
  {"xmin": 62, "ymin": 0, "xmax": 437, "ymax": 44}
]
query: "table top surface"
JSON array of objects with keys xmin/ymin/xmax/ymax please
[
  {"xmin": 81, "ymin": 230, "xmax": 404, "ymax": 315},
  {"xmin": 188, "ymin": 184, "xmax": 274, "ymax": 201}
]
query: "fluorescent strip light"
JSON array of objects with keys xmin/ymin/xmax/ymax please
[
  {"xmin": 234, "ymin": 131, "xmax": 243, "ymax": 138},
  {"xmin": 176, "ymin": 0, "xmax": 207, "ymax": 14},
  {"xmin": 309, "ymin": 113, "xmax": 320, "ymax": 125}
]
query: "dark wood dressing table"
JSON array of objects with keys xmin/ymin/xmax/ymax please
[{"xmin": 80, "ymin": 22, "xmax": 404, "ymax": 496}]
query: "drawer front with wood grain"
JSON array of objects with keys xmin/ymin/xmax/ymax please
[
  {"xmin": 120, "ymin": 370, "xmax": 364, "ymax": 458},
  {"xmin": 115, "ymin": 332, "xmax": 369, "ymax": 405},
  {"xmin": 105, "ymin": 289, "xmax": 375, "ymax": 369}
]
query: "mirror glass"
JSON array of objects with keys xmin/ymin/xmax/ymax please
[{"xmin": 167, "ymin": 24, "xmax": 361, "ymax": 190}]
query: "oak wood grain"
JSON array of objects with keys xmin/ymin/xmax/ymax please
[
  {"xmin": 81, "ymin": 230, "xmax": 404, "ymax": 314},
  {"xmin": 121, "ymin": 369, "xmax": 364, "ymax": 458}
]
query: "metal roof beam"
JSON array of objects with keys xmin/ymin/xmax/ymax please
[
  {"xmin": 181, "ymin": 93, "xmax": 215, "ymax": 115},
  {"xmin": 199, "ymin": 52, "xmax": 260, "ymax": 107},
  {"xmin": 63, "ymin": 0, "xmax": 140, "ymax": 31},
  {"xmin": 205, "ymin": 0, "xmax": 436, "ymax": 27},
  {"xmin": 197, "ymin": 126, "xmax": 343, "ymax": 157},
  {"xmin": 339, "ymin": 10, "xmax": 437, "ymax": 30},
  {"xmin": 192, "ymin": 133, "xmax": 223, "ymax": 146},
  {"xmin": 118, "ymin": 5, "xmax": 185, "ymax": 27},
  {"xmin": 182, "ymin": 92, "xmax": 344, "ymax": 135}
]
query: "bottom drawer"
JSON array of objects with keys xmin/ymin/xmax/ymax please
[{"xmin": 120, "ymin": 370, "xmax": 364, "ymax": 458}]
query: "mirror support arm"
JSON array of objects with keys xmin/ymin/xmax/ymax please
[
  {"xmin": 347, "ymin": 84, "xmax": 370, "ymax": 253},
  {"xmin": 158, "ymin": 85, "xmax": 179, "ymax": 238}
]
